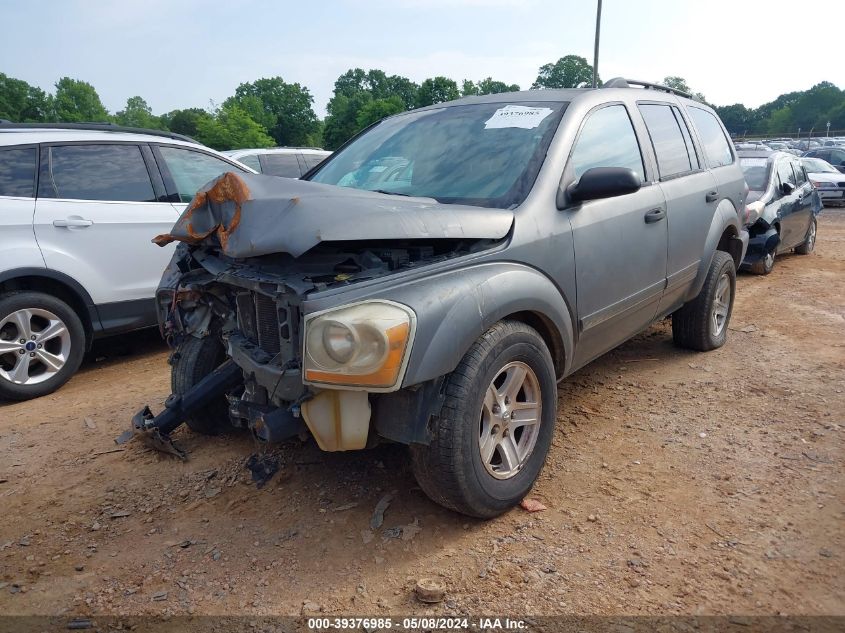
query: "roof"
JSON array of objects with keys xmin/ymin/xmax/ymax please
[
  {"xmin": 737, "ymin": 150, "xmax": 791, "ymax": 161},
  {"xmin": 225, "ymin": 147, "xmax": 331, "ymax": 157},
  {"xmin": 0, "ymin": 126, "xmax": 205, "ymax": 148}
]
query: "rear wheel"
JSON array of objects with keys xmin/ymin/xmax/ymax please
[
  {"xmin": 0, "ymin": 291, "xmax": 85, "ymax": 401},
  {"xmin": 410, "ymin": 321, "xmax": 557, "ymax": 518},
  {"xmin": 171, "ymin": 335, "xmax": 231, "ymax": 434},
  {"xmin": 794, "ymin": 218, "xmax": 817, "ymax": 255},
  {"xmin": 672, "ymin": 251, "xmax": 736, "ymax": 352}
]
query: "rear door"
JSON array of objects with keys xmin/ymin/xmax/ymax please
[
  {"xmin": 636, "ymin": 102, "xmax": 717, "ymax": 315},
  {"xmin": 0, "ymin": 145, "xmax": 43, "ymax": 274},
  {"xmin": 33, "ymin": 143, "xmax": 177, "ymax": 313},
  {"xmin": 566, "ymin": 103, "xmax": 668, "ymax": 366}
]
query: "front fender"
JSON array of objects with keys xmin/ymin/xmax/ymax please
[
  {"xmin": 302, "ymin": 262, "xmax": 575, "ymax": 387},
  {"xmin": 685, "ymin": 201, "xmax": 742, "ymax": 303}
]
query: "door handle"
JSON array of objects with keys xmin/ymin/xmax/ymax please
[
  {"xmin": 705, "ymin": 190, "xmax": 719, "ymax": 203},
  {"xmin": 53, "ymin": 218, "xmax": 93, "ymax": 228},
  {"xmin": 644, "ymin": 208, "xmax": 666, "ymax": 223}
]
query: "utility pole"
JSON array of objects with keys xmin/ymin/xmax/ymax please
[
  {"xmin": 827, "ymin": 121, "xmax": 831, "ymax": 137},
  {"xmin": 592, "ymin": 0, "xmax": 602, "ymax": 88}
]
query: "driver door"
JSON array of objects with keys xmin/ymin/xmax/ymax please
[{"xmin": 565, "ymin": 104, "xmax": 668, "ymax": 367}]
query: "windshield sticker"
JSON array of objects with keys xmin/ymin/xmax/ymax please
[
  {"xmin": 484, "ymin": 105, "xmax": 554, "ymax": 130},
  {"xmin": 740, "ymin": 158, "xmax": 768, "ymax": 168}
]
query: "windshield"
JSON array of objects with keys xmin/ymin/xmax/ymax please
[
  {"xmin": 308, "ymin": 101, "xmax": 567, "ymax": 208},
  {"xmin": 739, "ymin": 157, "xmax": 771, "ymax": 191},
  {"xmin": 802, "ymin": 158, "xmax": 837, "ymax": 173}
]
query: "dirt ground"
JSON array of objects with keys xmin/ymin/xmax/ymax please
[{"xmin": 1, "ymin": 212, "xmax": 843, "ymax": 621}]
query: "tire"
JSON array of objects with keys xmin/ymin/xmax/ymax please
[
  {"xmin": 672, "ymin": 251, "xmax": 736, "ymax": 352},
  {"xmin": 171, "ymin": 335, "xmax": 231, "ymax": 435},
  {"xmin": 749, "ymin": 247, "xmax": 775, "ymax": 275},
  {"xmin": 0, "ymin": 291, "xmax": 85, "ymax": 401},
  {"xmin": 409, "ymin": 321, "xmax": 557, "ymax": 518},
  {"xmin": 794, "ymin": 218, "xmax": 817, "ymax": 255}
]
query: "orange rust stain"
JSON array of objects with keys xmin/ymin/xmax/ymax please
[{"xmin": 152, "ymin": 172, "xmax": 251, "ymax": 250}]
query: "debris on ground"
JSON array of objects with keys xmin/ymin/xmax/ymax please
[
  {"xmin": 245, "ymin": 453, "xmax": 280, "ymax": 489},
  {"xmin": 520, "ymin": 498, "xmax": 547, "ymax": 512},
  {"xmin": 415, "ymin": 578, "xmax": 446, "ymax": 603},
  {"xmin": 370, "ymin": 491, "xmax": 396, "ymax": 529}
]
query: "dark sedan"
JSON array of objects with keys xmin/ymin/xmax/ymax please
[
  {"xmin": 803, "ymin": 147, "xmax": 845, "ymax": 173},
  {"xmin": 738, "ymin": 150, "xmax": 821, "ymax": 274}
]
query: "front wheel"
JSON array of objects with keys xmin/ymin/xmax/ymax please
[
  {"xmin": 0, "ymin": 291, "xmax": 85, "ymax": 400},
  {"xmin": 672, "ymin": 251, "xmax": 736, "ymax": 352},
  {"xmin": 410, "ymin": 321, "xmax": 557, "ymax": 518},
  {"xmin": 794, "ymin": 218, "xmax": 817, "ymax": 255},
  {"xmin": 171, "ymin": 335, "xmax": 231, "ymax": 434}
]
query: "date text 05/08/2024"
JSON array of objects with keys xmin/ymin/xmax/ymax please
[{"xmin": 306, "ymin": 616, "xmax": 528, "ymax": 630}]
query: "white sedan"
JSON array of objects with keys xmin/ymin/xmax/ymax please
[{"xmin": 802, "ymin": 157, "xmax": 845, "ymax": 206}]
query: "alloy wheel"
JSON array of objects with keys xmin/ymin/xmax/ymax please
[
  {"xmin": 478, "ymin": 361, "xmax": 543, "ymax": 480},
  {"xmin": 0, "ymin": 308, "xmax": 71, "ymax": 385}
]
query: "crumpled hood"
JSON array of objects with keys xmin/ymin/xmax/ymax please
[{"xmin": 154, "ymin": 172, "xmax": 514, "ymax": 258}]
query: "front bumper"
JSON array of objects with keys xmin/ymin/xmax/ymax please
[{"xmin": 741, "ymin": 225, "xmax": 779, "ymax": 268}]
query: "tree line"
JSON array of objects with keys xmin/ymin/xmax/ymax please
[{"xmin": 1, "ymin": 55, "xmax": 842, "ymax": 151}]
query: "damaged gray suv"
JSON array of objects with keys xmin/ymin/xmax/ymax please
[{"xmin": 126, "ymin": 79, "xmax": 749, "ymax": 518}]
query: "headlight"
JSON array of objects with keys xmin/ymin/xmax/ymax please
[{"xmin": 303, "ymin": 300, "xmax": 416, "ymax": 391}]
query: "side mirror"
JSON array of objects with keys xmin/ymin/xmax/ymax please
[
  {"xmin": 780, "ymin": 181, "xmax": 795, "ymax": 195},
  {"xmin": 566, "ymin": 167, "xmax": 642, "ymax": 204}
]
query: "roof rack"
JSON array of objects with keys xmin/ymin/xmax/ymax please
[
  {"xmin": 602, "ymin": 77, "xmax": 694, "ymax": 100},
  {"xmin": 0, "ymin": 121, "xmax": 198, "ymax": 144}
]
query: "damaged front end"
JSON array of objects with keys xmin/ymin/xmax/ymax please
[{"xmin": 119, "ymin": 172, "xmax": 509, "ymax": 457}]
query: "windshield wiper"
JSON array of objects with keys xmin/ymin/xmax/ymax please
[{"xmin": 371, "ymin": 189, "xmax": 412, "ymax": 197}]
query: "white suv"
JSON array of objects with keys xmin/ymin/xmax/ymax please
[
  {"xmin": 223, "ymin": 147, "xmax": 331, "ymax": 178},
  {"xmin": 0, "ymin": 123, "xmax": 254, "ymax": 400}
]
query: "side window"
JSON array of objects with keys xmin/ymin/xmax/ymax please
[
  {"xmin": 833, "ymin": 149, "xmax": 845, "ymax": 166},
  {"xmin": 792, "ymin": 160, "xmax": 807, "ymax": 185},
  {"xmin": 261, "ymin": 153, "xmax": 303, "ymax": 178},
  {"xmin": 0, "ymin": 147, "xmax": 37, "ymax": 197},
  {"xmin": 45, "ymin": 144, "xmax": 155, "ymax": 202},
  {"xmin": 237, "ymin": 154, "xmax": 262, "ymax": 172},
  {"xmin": 673, "ymin": 107, "xmax": 700, "ymax": 170},
  {"xmin": 687, "ymin": 107, "xmax": 734, "ymax": 168},
  {"xmin": 638, "ymin": 103, "xmax": 694, "ymax": 178},
  {"xmin": 776, "ymin": 160, "xmax": 796, "ymax": 190},
  {"xmin": 303, "ymin": 154, "xmax": 328, "ymax": 170},
  {"xmin": 158, "ymin": 146, "xmax": 245, "ymax": 202},
  {"xmin": 569, "ymin": 104, "xmax": 645, "ymax": 182}
]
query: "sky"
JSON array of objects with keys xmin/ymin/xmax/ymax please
[{"xmin": 1, "ymin": 0, "xmax": 840, "ymax": 118}]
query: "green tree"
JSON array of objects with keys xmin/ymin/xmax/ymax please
[
  {"xmin": 416, "ymin": 76, "xmax": 459, "ymax": 107},
  {"xmin": 532, "ymin": 55, "xmax": 596, "ymax": 89},
  {"xmin": 461, "ymin": 77, "xmax": 520, "ymax": 96},
  {"xmin": 323, "ymin": 69, "xmax": 419, "ymax": 149},
  {"xmin": 114, "ymin": 96, "xmax": 164, "ymax": 129},
  {"xmin": 356, "ymin": 96, "xmax": 404, "ymax": 129},
  {"xmin": 661, "ymin": 76, "xmax": 706, "ymax": 102},
  {"xmin": 226, "ymin": 77, "xmax": 318, "ymax": 146},
  {"xmin": 0, "ymin": 73, "xmax": 50, "ymax": 121},
  {"xmin": 51, "ymin": 77, "xmax": 109, "ymax": 122},
  {"xmin": 194, "ymin": 104, "xmax": 274, "ymax": 151},
  {"xmin": 323, "ymin": 92, "xmax": 373, "ymax": 150},
  {"xmin": 714, "ymin": 103, "xmax": 757, "ymax": 136},
  {"xmin": 766, "ymin": 106, "xmax": 793, "ymax": 135},
  {"xmin": 161, "ymin": 107, "xmax": 210, "ymax": 138}
]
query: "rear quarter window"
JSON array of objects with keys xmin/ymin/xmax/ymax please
[
  {"xmin": 0, "ymin": 146, "xmax": 37, "ymax": 197},
  {"xmin": 687, "ymin": 107, "xmax": 734, "ymax": 168}
]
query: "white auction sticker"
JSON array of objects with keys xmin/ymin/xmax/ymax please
[
  {"xmin": 484, "ymin": 105, "xmax": 554, "ymax": 129},
  {"xmin": 740, "ymin": 158, "xmax": 768, "ymax": 167}
]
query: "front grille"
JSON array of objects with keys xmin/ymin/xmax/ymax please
[
  {"xmin": 255, "ymin": 295, "xmax": 281, "ymax": 356},
  {"xmin": 235, "ymin": 292, "xmax": 293, "ymax": 361}
]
